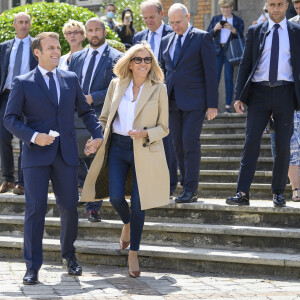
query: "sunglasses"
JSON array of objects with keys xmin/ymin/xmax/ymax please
[
  {"xmin": 65, "ymin": 30, "xmax": 83, "ymax": 36},
  {"xmin": 130, "ymin": 57, "xmax": 152, "ymax": 64}
]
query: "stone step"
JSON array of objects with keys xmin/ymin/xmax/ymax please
[
  {"xmin": 201, "ymin": 144, "xmax": 272, "ymax": 157},
  {"xmin": 202, "ymin": 123, "xmax": 246, "ymax": 134},
  {"xmin": 200, "ymin": 133, "xmax": 271, "ymax": 145},
  {"xmin": 204, "ymin": 113, "xmax": 246, "ymax": 124},
  {"xmin": 1, "ymin": 195, "xmax": 299, "ymax": 227},
  {"xmin": 1, "ymin": 235, "xmax": 300, "ymax": 277},
  {"xmin": 1, "ymin": 215, "xmax": 300, "ymax": 254}
]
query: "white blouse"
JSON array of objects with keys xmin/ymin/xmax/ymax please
[
  {"xmin": 58, "ymin": 53, "xmax": 70, "ymax": 70},
  {"xmin": 113, "ymin": 80, "xmax": 144, "ymax": 136}
]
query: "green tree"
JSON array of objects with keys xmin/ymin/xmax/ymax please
[
  {"xmin": 0, "ymin": 2, "xmax": 125, "ymax": 54},
  {"xmin": 102, "ymin": 0, "xmax": 146, "ymax": 32}
]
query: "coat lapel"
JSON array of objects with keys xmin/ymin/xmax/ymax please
[
  {"xmin": 34, "ymin": 67, "xmax": 57, "ymax": 109},
  {"xmin": 90, "ymin": 45, "xmax": 109, "ymax": 85},
  {"xmin": 175, "ymin": 27, "xmax": 195, "ymax": 66},
  {"xmin": 78, "ymin": 49, "xmax": 89, "ymax": 84},
  {"xmin": 29, "ymin": 37, "xmax": 36, "ymax": 70},
  {"xmin": 56, "ymin": 69, "xmax": 69, "ymax": 109},
  {"xmin": 134, "ymin": 78, "xmax": 156, "ymax": 121},
  {"xmin": 3, "ymin": 40, "xmax": 14, "ymax": 80},
  {"xmin": 258, "ymin": 21, "xmax": 269, "ymax": 54}
]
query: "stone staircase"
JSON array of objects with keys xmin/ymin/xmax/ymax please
[{"xmin": 0, "ymin": 112, "xmax": 299, "ymax": 278}]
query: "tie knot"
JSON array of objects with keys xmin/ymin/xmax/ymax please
[
  {"xmin": 47, "ymin": 72, "xmax": 54, "ymax": 79},
  {"xmin": 273, "ymin": 24, "xmax": 280, "ymax": 30},
  {"xmin": 92, "ymin": 50, "xmax": 98, "ymax": 56},
  {"xmin": 178, "ymin": 35, "xmax": 183, "ymax": 39},
  {"xmin": 152, "ymin": 31, "xmax": 156, "ymax": 36},
  {"xmin": 19, "ymin": 40, "xmax": 23, "ymax": 45}
]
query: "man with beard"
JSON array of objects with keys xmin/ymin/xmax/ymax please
[{"xmin": 69, "ymin": 18, "xmax": 121, "ymax": 222}]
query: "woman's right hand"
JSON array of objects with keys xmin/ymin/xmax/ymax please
[{"xmin": 214, "ymin": 22, "xmax": 222, "ymax": 32}]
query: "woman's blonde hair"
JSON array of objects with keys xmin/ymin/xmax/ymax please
[
  {"xmin": 62, "ymin": 20, "xmax": 86, "ymax": 37},
  {"xmin": 113, "ymin": 41, "xmax": 164, "ymax": 83},
  {"xmin": 219, "ymin": 0, "xmax": 234, "ymax": 7}
]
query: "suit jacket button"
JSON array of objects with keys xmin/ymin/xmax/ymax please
[{"xmin": 143, "ymin": 143, "xmax": 146, "ymax": 147}]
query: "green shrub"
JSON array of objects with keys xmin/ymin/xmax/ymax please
[{"xmin": 0, "ymin": 2, "xmax": 125, "ymax": 54}]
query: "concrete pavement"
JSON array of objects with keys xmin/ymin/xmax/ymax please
[{"xmin": 1, "ymin": 259, "xmax": 300, "ymax": 299}]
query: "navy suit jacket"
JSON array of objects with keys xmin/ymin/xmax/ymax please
[
  {"xmin": 132, "ymin": 24, "xmax": 173, "ymax": 65},
  {"xmin": 4, "ymin": 67, "xmax": 103, "ymax": 168},
  {"xmin": 161, "ymin": 27, "xmax": 218, "ymax": 111},
  {"xmin": 68, "ymin": 45, "xmax": 121, "ymax": 116},
  {"xmin": 0, "ymin": 37, "xmax": 37, "ymax": 94},
  {"xmin": 207, "ymin": 14, "xmax": 244, "ymax": 55},
  {"xmin": 235, "ymin": 21, "xmax": 300, "ymax": 108}
]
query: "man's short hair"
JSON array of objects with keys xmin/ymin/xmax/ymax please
[
  {"xmin": 292, "ymin": 0, "xmax": 300, "ymax": 4},
  {"xmin": 32, "ymin": 32, "xmax": 59, "ymax": 59},
  {"xmin": 13, "ymin": 12, "xmax": 31, "ymax": 23},
  {"xmin": 140, "ymin": 0, "xmax": 163, "ymax": 14},
  {"xmin": 219, "ymin": 0, "xmax": 234, "ymax": 7},
  {"xmin": 106, "ymin": 3, "xmax": 116, "ymax": 9},
  {"xmin": 85, "ymin": 17, "xmax": 106, "ymax": 30}
]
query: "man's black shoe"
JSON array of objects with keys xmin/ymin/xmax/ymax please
[
  {"xmin": 226, "ymin": 192, "xmax": 250, "ymax": 206},
  {"xmin": 63, "ymin": 255, "xmax": 82, "ymax": 276},
  {"xmin": 86, "ymin": 210, "xmax": 101, "ymax": 222},
  {"xmin": 273, "ymin": 193, "xmax": 286, "ymax": 207},
  {"xmin": 175, "ymin": 191, "xmax": 198, "ymax": 203},
  {"xmin": 23, "ymin": 268, "xmax": 38, "ymax": 285}
]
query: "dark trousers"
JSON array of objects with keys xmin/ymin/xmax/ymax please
[
  {"xmin": 237, "ymin": 83, "xmax": 295, "ymax": 195},
  {"xmin": 23, "ymin": 148, "xmax": 78, "ymax": 270},
  {"xmin": 216, "ymin": 46, "xmax": 234, "ymax": 107},
  {"xmin": 163, "ymin": 133, "xmax": 178, "ymax": 194},
  {"xmin": 169, "ymin": 99, "xmax": 206, "ymax": 193},
  {"xmin": 78, "ymin": 156, "xmax": 103, "ymax": 213},
  {"xmin": 0, "ymin": 92, "xmax": 23, "ymax": 185},
  {"xmin": 108, "ymin": 133, "xmax": 145, "ymax": 251}
]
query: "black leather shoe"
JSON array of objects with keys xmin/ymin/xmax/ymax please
[
  {"xmin": 63, "ymin": 255, "xmax": 82, "ymax": 276},
  {"xmin": 86, "ymin": 210, "xmax": 101, "ymax": 222},
  {"xmin": 273, "ymin": 193, "xmax": 286, "ymax": 207},
  {"xmin": 226, "ymin": 192, "xmax": 250, "ymax": 206},
  {"xmin": 23, "ymin": 268, "xmax": 38, "ymax": 285},
  {"xmin": 175, "ymin": 191, "xmax": 198, "ymax": 203}
]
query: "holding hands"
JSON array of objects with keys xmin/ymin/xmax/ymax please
[{"xmin": 84, "ymin": 138, "xmax": 103, "ymax": 156}]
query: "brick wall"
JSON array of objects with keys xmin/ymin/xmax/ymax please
[{"xmin": 161, "ymin": 0, "xmax": 211, "ymax": 30}]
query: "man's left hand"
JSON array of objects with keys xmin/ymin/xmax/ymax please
[
  {"xmin": 85, "ymin": 94, "xmax": 93, "ymax": 105},
  {"xmin": 84, "ymin": 138, "xmax": 103, "ymax": 156},
  {"xmin": 206, "ymin": 108, "xmax": 218, "ymax": 121}
]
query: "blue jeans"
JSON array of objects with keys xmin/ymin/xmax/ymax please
[
  {"xmin": 216, "ymin": 46, "xmax": 234, "ymax": 107},
  {"xmin": 108, "ymin": 133, "xmax": 145, "ymax": 251}
]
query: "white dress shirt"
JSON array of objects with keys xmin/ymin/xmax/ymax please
[
  {"xmin": 252, "ymin": 18, "xmax": 293, "ymax": 82},
  {"xmin": 169, "ymin": 25, "xmax": 192, "ymax": 61},
  {"xmin": 112, "ymin": 80, "xmax": 144, "ymax": 136},
  {"xmin": 147, "ymin": 22, "xmax": 164, "ymax": 59},
  {"xmin": 81, "ymin": 43, "xmax": 107, "ymax": 94},
  {"xmin": 58, "ymin": 53, "xmax": 70, "ymax": 70},
  {"xmin": 4, "ymin": 35, "xmax": 31, "ymax": 90},
  {"xmin": 220, "ymin": 16, "xmax": 233, "ymax": 44},
  {"xmin": 31, "ymin": 66, "xmax": 60, "ymax": 143}
]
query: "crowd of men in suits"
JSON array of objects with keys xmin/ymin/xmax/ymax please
[{"xmin": 0, "ymin": 0, "xmax": 300, "ymax": 285}]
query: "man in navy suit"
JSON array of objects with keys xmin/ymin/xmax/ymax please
[
  {"xmin": 4, "ymin": 32, "xmax": 103, "ymax": 284},
  {"xmin": 69, "ymin": 18, "xmax": 121, "ymax": 222},
  {"xmin": 161, "ymin": 4, "xmax": 218, "ymax": 203},
  {"xmin": 226, "ymin": 0, "xmax": 300, "ymax": 207},
  {"xmin": 133, "ymin": 0, "xmax": 178, "ymax": 196},
  {"xmin": 0, "ymin": 12, "xmax": 37, "ymax": 195}
]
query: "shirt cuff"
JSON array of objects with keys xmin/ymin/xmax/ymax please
[{"xmin": 31, "ymin": 132, "xmax": 39, "ymax": 144}]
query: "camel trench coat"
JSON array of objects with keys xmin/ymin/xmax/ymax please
[{"xmin": 80, "ymin": 76, "xmax": 170, "ymax": 210}]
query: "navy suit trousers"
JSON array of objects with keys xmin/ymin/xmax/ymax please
[
  {"xmin": 169, "ymin": 99, "xmax": 206, "ymax": 193},
  {"xmin": 237, "ymin": 83, "xmax": 295, "ymax": 195},
  {"xmin": 0, "ymin": 91, "xmax": 23, "ymax": 185},
  {"xmin": 23, "ymin": 147, "xmax": 78, "ymax": 270}
]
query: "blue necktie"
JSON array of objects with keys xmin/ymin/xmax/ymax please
[
  {"xmin": 173, "ymin": 35, "xmax": 183, "ymax": 66},
  {"xmin": 47, "ymin": 72, "xmax": 58, "ymax": 107},
  {"xmin": 269, "ymin": 24, "xmax": 280, "ymax": 85},
  {"xmin": 149, "ymin": 31, "xmax": 156, "ymax": 52},
  {"xmin": 13, "ymin": 40, "xmax": 23, "ymax": 79},
  {"xmin": 82, "ymin": 50, "xmax": 98, "ymax": 94}
]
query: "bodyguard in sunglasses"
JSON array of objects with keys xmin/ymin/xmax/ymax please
[{"xmin": 80, "ymin": 41, "xmax": 170, "ymax": 278}]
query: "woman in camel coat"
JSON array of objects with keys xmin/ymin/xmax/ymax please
[{"xmin": 81, "ymin": 42, "xmax": 170, "ymax": 278}]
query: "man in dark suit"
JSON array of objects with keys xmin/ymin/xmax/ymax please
[
  {"xmin": 133, "ymin": 0, "xmax": 178, "ymax": 196},
  {"xmin": 161, "ymin": 3, "xmax": 218, "ymax": 203},
  {"xmin": 0, "ymin": 12, "xmax": 37, "ymax": 195},
  {"xmin": 4, "ymin": 32, "xmax": 103, "ymax": 284},
  {"xmin": 69, "ymin": 18, "xmax": 121, "ymax": 222},
  {"xmin": 226, "ymin": 0, "xmax": 300, "ymax": 207}
]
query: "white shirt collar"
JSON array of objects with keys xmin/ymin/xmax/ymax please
[
  {"xmin": 15, "ymin": 35, "xmax": 30, "ymax": 44},
  {"xmin": 268, "ymin": 17, "xmax": 287, "ymax": 31},
  {"xmin": 38, "ymin": 65, "xmax": 57, "ymax": 76},
  {"xmin": 124, "ymin": 80, "xmax": 144, "ymax": 100},
  {"xmin": 151, "ymin": 22, "xmax": 164, "ymax": 36},
  {"xmin": 88, "ymin": 42, "xmax": 107, "ymax": 56}
]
